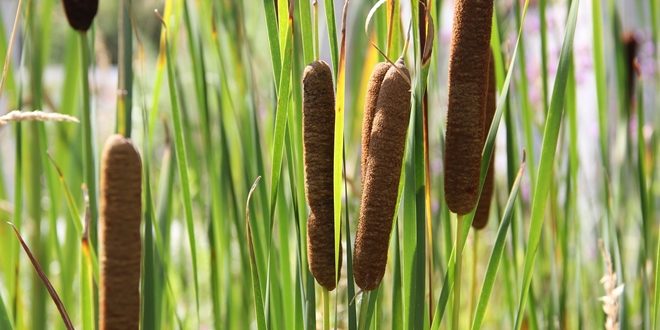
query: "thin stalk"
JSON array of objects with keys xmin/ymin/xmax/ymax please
[
  {"xmin": 453, "ymin": 215, "xmax": 464, "ymax": 330},
  {"xmin": 323, "ymin": 289, "xmax": 330, "ymax": 330},
  {"xmin": 78, "ymin": 31, "xmax": 98, "ymax": 253}
]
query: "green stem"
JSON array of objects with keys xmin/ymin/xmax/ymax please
[
  {"xmin": 323, "ymin": 288, "xmax": 329, "ymax": 330},
  {"xmin": 453, "ymin": 215, "xmax": 464, "ymax": 330},
  {"xmin": 79, "ymin": 31, "xmax": 98, "ymax": 252}
]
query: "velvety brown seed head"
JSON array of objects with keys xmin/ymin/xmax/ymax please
[
  {"xmin": 354, "ymin": 59, "xmax": 411, "ymax": 291},
  {"xmin": 100, "ymin": 134, "xmax": 142, "ymax": 330},
  {"xmin": 444, "ymin": 0, "xmax": 493, "ymax": 215},
  {"xmin": 302, "ymin": 60, "xmax": 341, "ymax": 290},
  {"xmin": 62, "ymin": 0, "xmax": 98, "ymax": 31},
  {"xmin": 622, "ymin": 32, "xmax": 638, "ymax": 107},
  {"xmin": 472, "ymin": 49, "xmax": 496, "ymax": 230},
  {"xmin": 361, "ymin": 62, "xmax": 392, "ymax": 186}
]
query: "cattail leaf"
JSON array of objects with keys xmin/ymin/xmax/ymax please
[
  {"xmin": 0, "ymin": 290, "xmax": 11, "ymax": 330},
  {"xmin": 513, "ymin": 0, "xmax": 580, "ymax": 328},
  {"xmin": 80, "ymin": 237, "xmax": 95, "ymax": 330},
  {"xmin": 161, "ymin": 20, "xmax": 201, "ymax": 321},
  {"xmin": 9, "ymin": 223, "xmax": 74, "ymax": 330},
  {"xmin": 323, "ymin": 0, "xmax": 339, "ymax": 74},
  {"xmin": 471, "ymin": 151, "xmax": 526, "ymax": 330},
  {"xmin": 246, "ymin": 176, "xmax": 267, "ymax": 330}
]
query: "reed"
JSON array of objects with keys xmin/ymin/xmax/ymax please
[
  {"xmin": 303, "ymin": 60, "xmax": 341, "ymax": 290},
  {"xmin": 444, "ymin": 0, "xmax": 493, "ymax": 215},
  {"xmin": 61, "ymin": 0, "xmax": 98, "ymax": 32},
  {"xmin": 99, "ymin": 134, "xmax": 142, "ymax": 330},
  {"xmin": 472, "ymin": 49, "xmax": 496, "ymax": 230},
  {"xmin": 354, "ymin": 58, "xmax": 411, "ymax": 291}
]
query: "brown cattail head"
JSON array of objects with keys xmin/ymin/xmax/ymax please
[
  {"xmin": 472, "ymin": 49, "xmax": 496, "ymax": 230},
  {"xmin": 100, "ymin": 134, "xmax": 142, "ymax": 330},
  {"xmin": 303, "ymin": 60, "xmax": 341, "ymax": 290},
  {"xmin": 361, "ymin": 62, "xmax": 392, "ymax": 186},
  {"xmin": 62, "ymin": 0, "xmax": 98, "ymax": 32},
  {"xmin": 444, "ymin": 0, "xmax": 493, "ymax": 215},
  {"xmin": 622, "ymin": 32, "xmax": 638, "ymax": 108},
  {"xmin": 354, "ymin": 59, "xmax": 411, "ymax": 291}
]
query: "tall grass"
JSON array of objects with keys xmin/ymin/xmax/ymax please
[{"xmin": 0, "ymin": 0, "xmax": 658, "ymax": 329}]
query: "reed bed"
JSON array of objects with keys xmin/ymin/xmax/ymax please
[{"xmin": 0, "ymin": 0, "xmax": 658, "ymax": 329}]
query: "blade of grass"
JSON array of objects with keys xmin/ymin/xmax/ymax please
[
  {"xmin": 266, "ymin": 5, "xmax": 294, "ymax": 327},
  {"xmin": 471, "ymin": 152, "xmax": 526, "ymax": 330},
  {"xmin": 116, "ymin": 0, "xmax": 133, "ymax": 138},
  {"xmin": 591, "ymin": 0, "xmax": 609, "ymax": 169},
  {"xmin": 158, "ymin": 11, "xmax": 201, "ymax": 322},
  {"xmin": 80, "ymin": 220, "xmax": 94, "ymax": 330},
  {"xmin": 323, "ymin": 0, "xmax": 339, "ymax": 74},
  {"xmin": 247, "ymin": 176, "xmax": 266, "ymax": 330},
  {"xmin": 264, "ymin": 0, "xmax": 281, "ymax": 86},
  {"xmin": 8, "ymin": 223, "xmax": 73, "ymax": 329},
  {"xmin": 512, "ymin": 0, "xmax": 580, "ymax": 328},
  {"xmin": 0, "ymin": 291, "xmax": 11, "ymax": 330},
  {"xmin": 78, "ymin": 30, "xmax": 100, "ymax": 263},
  {"xmin": 333, "ymin": 0, "xmax": 349, "ymax": 309}
]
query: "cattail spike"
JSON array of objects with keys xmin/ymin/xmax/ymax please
[
  {"xmin": 62, "ymin": 0, "xmax": 98, "ymax": 32},
  {"xmin": 472, "ymin": 48, "xmax": 496, "ymax": 230},
  {"xmin": 303, "ymin": 60, "xmax": 341, "ymax": 291},
  {"xmin": 354, "ymin": 59, "xmax": 411, "ymax": 291},
  {"xmin": 361, "ymin": 62, "xmax": 392, "ymax": 185},
  {"xmin": 100, "ymin": 134, "xmax": 142, "ymax": 330},
  {"xmin": 444, "ymin": 0, "xmax": 494, "ymax": 215}
]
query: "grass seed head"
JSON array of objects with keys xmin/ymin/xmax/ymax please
[
  {"xmin": 62, "ymin": 0, "xmax": 98, "ymax": 32},
  {"xmin": 444, "ymin": 0, "xmax": 493, "ymax": 215},
  {"xmin": 303, "ymin": 60, "xmax": 341, "ymax": 290},
  {"xmin": 354, "ymin": 59, "xmax": 411, "ymax": 291},
  {"xmin": 472, "ymin": 49, "xmax": 496, "ymax": 230},
  {"xmin": 100, "ymin": 134, "xmax": 142, "ymax": 330}
]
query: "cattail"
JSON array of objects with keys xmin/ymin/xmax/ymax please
[
  {"xmin": 303, "ymin": 60, "xmax": 341, "ymax": 291},
  {"xmin": 62, "ymin": 0, "xmax": 98, "ymax": 32},
  {"xmin": 472, "ymin": 49, "xmax": 496, "ymax": 230},
  {"xmin": 444, "ymin": 0, "xmax": 493, "ymax": 215},
  {"xmin": 361, "ymin": 62, "xmax": 392, "ymax": 185},
  {"xmin": 354, "ymin": 59, "xmax": 411, "ymax": 291},
  {"xmin": 100, "ymin": 134, "xmax": 142, "ymax": 330},
  {"xmin": 622, "ymin": 32, "xmax": 638, "ymax": 108}
]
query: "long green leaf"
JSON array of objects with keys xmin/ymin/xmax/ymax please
[
  {"xmin": 161, "ymin": 18, "xmax": 201, "ymax": 321},
  {"xmin": 513, "ymin": 0, "xmax": 580, "ymax": 328},
  {"xmin": 471, "ymin": 153, "xmax": 526, "ymax": 329}
]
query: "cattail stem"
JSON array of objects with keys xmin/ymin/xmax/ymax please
[
  {"xmin": 453, "ymin": 215, "xmax": 465, "ymax": 330},
  {"xmin": 79, "ymin": 32, "xmax": 99, "ymax": 253},
  {"xmin": 469, "ymin": 231, "xmax": 479, "ymax": 330},
  {"xmin": 323, "ymin": 288, "xmax": 330, "ymax": 330}
]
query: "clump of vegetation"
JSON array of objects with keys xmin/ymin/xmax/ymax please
[{"xmin": 0, "ymin": 0, "xmax": 656, "ymax": 329}]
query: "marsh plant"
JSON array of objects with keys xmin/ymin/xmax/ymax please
[{"xmin": 0, "ymin": 0, "xmax": 659, "ymax": 329}]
